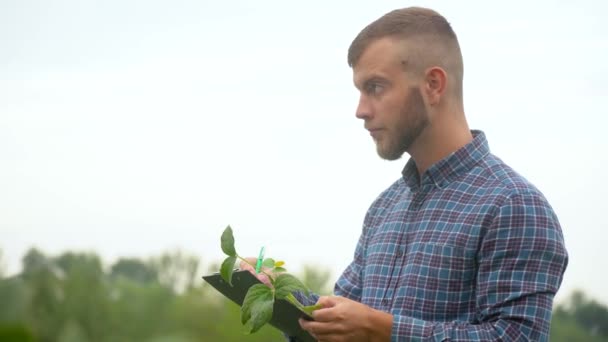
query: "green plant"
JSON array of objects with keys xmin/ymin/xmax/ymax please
[{"xmin": 219, "ymin": 226, "xmax": 322, "ymax": 333}]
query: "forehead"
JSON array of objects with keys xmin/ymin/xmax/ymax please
[{"xmin": 352, "ymin": 37, "xmax": 406, "ymax": 87}]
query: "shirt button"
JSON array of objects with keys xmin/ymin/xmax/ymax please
[
  {"xmin": 396, "ymin": 247, "xmax": 404, "ymax": 258},
  {"xmin": 382, "ymin": 299, "xmax": 390, "ymax": 306}
]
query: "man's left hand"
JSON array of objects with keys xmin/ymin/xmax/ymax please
[{"xmin": 299, "ymin": 296, "xmax": 392, "ymax": 342}]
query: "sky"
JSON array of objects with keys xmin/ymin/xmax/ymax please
[{"xmin": 1, "ymin": 0, "xmax": 607, "ymax": 305}]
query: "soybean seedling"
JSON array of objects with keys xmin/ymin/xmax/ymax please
[{"xmin": 219, "ymin": 225, "xmax": 322, "ymax": 334}]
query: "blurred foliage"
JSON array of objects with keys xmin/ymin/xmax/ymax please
[
  {"xmin": 0, "ymin": 247, "xmax": 605, "ymax": 341},
  {"xmin": 0, "ymin": 247, "xmax": 333, "ymax": 341},
  {"xmin": 0, "ymin": 248, "xmax": 6, "ymax": 278},
  {"xmin": 551, "ymin": 290, "xmax": 608, "ymax": 341},
  {"xmin": 300, "ymin": 265, "xmax": 333, "ymax": 296}
]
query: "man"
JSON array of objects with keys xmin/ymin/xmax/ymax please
[{"xmin": 249, "ymin": 7, "xmax": 568, "ymax": 341}]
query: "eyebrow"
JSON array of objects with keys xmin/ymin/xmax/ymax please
[{"xmin": 355, "ymin": 75, "xmax": 390, "ymax": 91}]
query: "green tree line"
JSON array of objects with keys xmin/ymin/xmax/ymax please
[
  {"xmin": 0, "ymin": 247, "xmax": 604, "ymax": 341},
  {"xmin": 0, "ymin": 248, "xmax": 331, "ymax": 342}
]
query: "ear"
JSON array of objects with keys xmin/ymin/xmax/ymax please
[{"xmin": 423, "ymin": 67, "xmax": 447, "ymax": 106}]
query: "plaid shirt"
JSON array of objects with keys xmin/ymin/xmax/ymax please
[{"xmin": 297, "ymin": 131, "xmax": 567, "ymax": 341}]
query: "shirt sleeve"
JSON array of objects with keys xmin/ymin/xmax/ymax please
[
  {"xmin": 287, "ymin": 220, "xmax": 372, "ymax": 342},
  {"xmin": 390, "ymin": 192, "xmax": 568, "ymax": 341},
  {"xmin": 292, "ymin": 291, "xmax": 320, "ymax": 307},
  {"xmin": 334, "ymin": 213, "xmax": 373, "ymax": 301}
]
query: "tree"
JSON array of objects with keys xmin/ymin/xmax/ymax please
[
  {"xmin": 550, "ymin": 290, "xmax": 608, "ymax": 341},
  {"xmin": 568, "ymin": 290, "xmax": 608, "ymax": 338},
  {"xmin": 298, "ymin": 265, "xmax": 333, "ymax": 295},
  {"xmin": 149, "ymin": 250, "xmax": 200, "ymax": 293},
  {"xmin": 0, "ymin": 248, "xmax": 6, "ymax": 279},
  {"xmin": 0, "ymin": 276, "xmax": 27, "ymax": 323},
  {"xmin": 110, "ymin": 258, "xmax": 158, "ymax": 284},
  {"xmin": 0, "ymin": 324, "xmax": 35, "ymax": 342},
  {"xmin": 53, "ymin": 252, "xmax": 109, "ymax": 341},
  {"xmin": 1, "ymin": 247, "xmax": 292, "ymax": 341},
  {"xmin": 21, "ymin": 248, "xmax": 63, "ymax": 342}
]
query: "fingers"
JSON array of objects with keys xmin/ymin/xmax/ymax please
[
  {"xmin": 310, "ymin": 296, "xmax": 342, "ymax": 321},
  {"xmin": 316, "ymin": 296, "xmax": 338, "ymax": 308},
  {"xmin": 299, "ymin": 318, "xmax": 339, "ymax": 336},
  {"xmin": 239, "ymin": 257, "xmax": 272, "ymax": 286},
  {"xmin": 300, "ymin": 297, "xmax": 350, "ymax": 339},
  {"xmin": 312, "ymin": 307, "xmax": 337, "ymax": 322},
  {"xmin": 299, "ymin": 320, "xmax": 318, "ymax": 340},
  {"xmin": 300, "ymin": 297, "xmax": 376, "ymax": 341},
  {"xmin": 239, "ymin": 257, "xmax": 257, "ymax": 272},
  {"xmin": 257, "ymin": 273, "xmax": 272, "ymax": 287}
]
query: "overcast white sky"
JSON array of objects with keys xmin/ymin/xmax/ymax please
[{"xmin": 1, "ymin": 0, "xmax": 607, "ymax": 305}]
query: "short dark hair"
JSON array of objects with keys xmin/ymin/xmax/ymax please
[{"xmin": 348, "ymin": 7, "xmax": 464, "ymax": 97}]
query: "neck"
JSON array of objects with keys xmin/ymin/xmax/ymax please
[{"xmin": 408, "ymin": 112, "xmax": 472, "ymax": 176}]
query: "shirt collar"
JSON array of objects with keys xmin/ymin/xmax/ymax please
[{"xmin": 401, "ymin": 130, "xmax": 490, "ymax": 191}]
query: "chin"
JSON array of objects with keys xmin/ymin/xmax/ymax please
[{"xmin": 377, "ymin": 147, "xmax": 403, "ymax": 161}]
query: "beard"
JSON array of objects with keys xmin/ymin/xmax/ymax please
[{"xmin": 376, "ymin": 87, "xmax": 429, "ymax": 161}]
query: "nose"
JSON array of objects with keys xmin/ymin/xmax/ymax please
[{"xmin": 355, "ymin": 94, "xmax": 372, "ymax": 120}]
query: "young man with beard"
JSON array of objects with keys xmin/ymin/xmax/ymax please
[{"xmin": 248, "ymin": 7, "xmax": 568, "ymax": 342}]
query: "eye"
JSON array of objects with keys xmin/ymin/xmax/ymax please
[{"xmin": 365, "ymin": 82, "xmax": 384, "ymax": 96}]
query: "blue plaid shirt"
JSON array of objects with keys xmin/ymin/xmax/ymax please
[{"xmin": 296, "ymin": 131, "xmax": 568, "ymax": 341}]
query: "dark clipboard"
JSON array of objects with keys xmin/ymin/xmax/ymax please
[{"xmin": 203, "ymin": 270, "xmax": 315, "ymax": 342}]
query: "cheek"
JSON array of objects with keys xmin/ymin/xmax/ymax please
[{"xmin": 380, "ymin": 96, "xmax": 405, "ymax": 121}]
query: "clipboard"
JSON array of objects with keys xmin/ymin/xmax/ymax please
[{"xmin": 203, "ymin": 270, "xmax": 315, "ymax": 342}]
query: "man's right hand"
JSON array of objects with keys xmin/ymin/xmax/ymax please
[{"xmin": 239, "ymin": 257, "xmax": 272, "ymax": 287}]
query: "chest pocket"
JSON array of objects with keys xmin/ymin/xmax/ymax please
[
  {"xmin": 393, "ymin": 242, "xmax": 477, "ymax": 320},
  {"xmin": 405, "ymin": 242, "xmax": 476, "ymax": 282}
]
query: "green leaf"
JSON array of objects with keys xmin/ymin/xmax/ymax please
[
  {"xmin": 241, "ymin": 284, "xmax": 274, "ymax": 333},
  {"xmin": 245, "ymin": 298, "xmax": 274, "ymax": 334},
  {"xmin": 220, "ymin": 256, "xmax": 237, "ymax": 286},
  {"xmin": 274, "ymin": 266, "xmax": 287, "ymax": 273},
  {"xmin": 241, "ymin": 284, "xmax": 271, "ymax": 324},
  {"xmin": 275, "ymin": 260, "xmax": 285, "ymax": 267},
  {"xmin": 262, "ymin": 258, "xmax": 275, "ymax": 269},
  {"xmin": 221, "ymin": 225, "xmax": 237, "ymax": 256},
  {"xmin": 274, "ymin": 273, "xmax": 309, "ymax": 299}
]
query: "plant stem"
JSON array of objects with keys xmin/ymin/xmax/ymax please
[
  {"xmin": 284, "ymin": 294, "xmax": 324, "ymax": 316},
  {"xmin": 285, "ymin": 293, "xmax": 306, "ymax": 311},
  {"xmin": 303, "ymin": 303, "xmax": 324, "ymax": 313},
  {"xmin": 236, "ymin": 256, "xmax": 320, "ymax": 316}
]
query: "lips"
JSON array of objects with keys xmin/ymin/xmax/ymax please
[{"xmin": 367, "ymin": 128, "xmax": 383, "ymax": 138}]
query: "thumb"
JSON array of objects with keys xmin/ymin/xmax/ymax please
[
  {"xmin": 316, "ymin": 296, "xmax": 339, "ymax": 309},
  {"xmin": 312, "ymin": 296, "xmax": 342, "ymax": 322}
]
